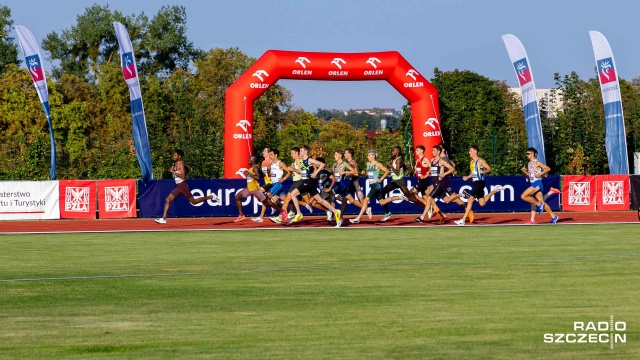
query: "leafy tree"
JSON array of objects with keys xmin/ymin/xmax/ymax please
[
  {"xmin": 318, "ymin": 119, "xmax": 369, "ymax": 168},
  {"xmin": 42, "ymin": 5, "xmax": 200, "ymax": 82},
  {"xmin": 551, "ymin": 72, "xmax": 607, "ymax": 174},
  {"xmin": 431, "ymin": 68, "xmax": 516, "ymax": 174},
  {"xmin": 619, "ymin": 78, "xmax": 640, "ymax": 170},
  {"xmin": 279, "ymin": 109, "xmax": 322, "ymax": 164},
  {"xmin": 315, "ymin": 108, "xmax": 345, "ymax": 122},
  {"xmin": 0, "ymin": 5, "xmax": 19, "ymax": 73},
  {"xmin": 373, "ymin": 130, "xmax": 404, "ymax": 166},
  {"xmin": 137, "ymin": 5, "xmax": 204, "ymax": 77}
]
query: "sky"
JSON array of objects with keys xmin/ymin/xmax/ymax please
[{"xmin": 5, "ymin": 0, "xmax": 640, "ymax": 112}]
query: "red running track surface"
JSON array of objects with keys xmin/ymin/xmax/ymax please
[{"xmin": 0, "ymin": 211, "xmax": 637, "ymax": 234}]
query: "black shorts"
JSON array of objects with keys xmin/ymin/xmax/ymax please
[
  {"xmin": 320, "ymin": 189, "xmax": 335, "ymax": 203},
  {"xmin": 429, "ymin": 181, "xmax": 446, "ymax": 199},
  {"xmin": 470, "ymin": 180, "xmax": 486, "ymax": 199},
  {"xmin": 442, "ymin": 177, "xmax": 454, "ymax": 197},
  {"xmin": 263, "ymin": 183, "xmax": 274, "ymax": 192},
  {"xmin": 413, "ymin": 178, "xmax": 430, "ymax": 194},
  {"xmin": 289, "ymin": 180, "xmax": 304, "ymax": 193},
  {"xmin": 299, "ymin": 178, "xmax": 319, "ymax": 197}
]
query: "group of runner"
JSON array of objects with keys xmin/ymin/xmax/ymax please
[{"xmin": 224, "ymin": 143, "xmax": 560, "ymax": 226}]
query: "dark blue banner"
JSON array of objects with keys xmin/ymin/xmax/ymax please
[
  {"xmin": 131, "ymin": 98, "xmax": 153, "ymax": 182},
  {"xmin": 524, "ymin": 101, "xmax": 546, "ymax": 165},
  {"xmin": 604, "ymin": 101, "xmax": 629, "ymax": 174},
  {"xmin": 138, "ymin": 176, "xmax": 561, "ymax": 218},
  {"xmin": 43, "ymin": 101, "xmax": 56, "ymax": 180}
]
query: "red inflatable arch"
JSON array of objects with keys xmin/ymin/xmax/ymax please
[{"xmin": 223, "ymin": 50, "xmax": 441, "ymax": 178}]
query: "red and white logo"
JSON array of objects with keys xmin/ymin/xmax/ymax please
[
  {"xmin": 65, "ymin": 187, "xmax": 90, "ymax": 212},
  {"xmin": 236, "ymin": 167, "xmax": 249, "ymax": 178},
  {"xmin": 105, "ymin": 186, "xmax": 129, "ymax": 212},
  {"xmin": 236, "ymin": 119, "xmax": 252, "ymax": 133},
  {"xmin": 406, "ymin": 69, "xmax": 419, "ymax": 81},
  {"xmin": 252, "ymin": 70, "xmax": 269, "ymax": 82},
  {"xmin": 425, "ymin": 118, "xmax": 439, "ymax": 130},
  {"xmin": 234, "ymin": 120, "xmax": 252, "ymax": 140},
  {"xmin": 366, "ymin": 57, "xmax": 381, "ymax": 69},
  {"xmin": 602, "ymin": 181, "xmax": 624, "ymax": 204},
  {"xmin": 568, "ymin": 182, "xmax": 590, "ymax": 205},
  {"xmin": 331, "ymin": 58, "xmax": 346, "ymax": 69},
  {"xmin": 295, "ymin": 57, "xmax": 310, "ymax": 68}
]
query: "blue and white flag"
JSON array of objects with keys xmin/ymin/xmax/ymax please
[
  {"xmin": 114, "ymin": 21, "xmax": 153, "ymax": 182},
  {"xmin": 502, "ymin": 34, "xmax": 546, "ymax": 164},
  {"xmin": 15, "ymin": 25, "xmax": 57, "ymax": 180},
  {"xmin": 589, "ymin": 31, "xmax": 629, "ymax": 174}
]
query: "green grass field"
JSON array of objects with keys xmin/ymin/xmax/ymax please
[{"xmin": 1, "ymin": 225, "xmax": 639, "ymax": 359}]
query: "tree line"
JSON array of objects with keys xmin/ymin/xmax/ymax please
[{"xmin": 1, "ymin": 4, "xmax": 640, "ymax": 181}]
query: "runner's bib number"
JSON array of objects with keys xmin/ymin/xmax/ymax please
[{"xmin": 430, "ymin": 166, "xmax": 438, "ymax": 177}]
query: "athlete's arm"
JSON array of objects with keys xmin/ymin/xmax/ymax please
[
  {"xmin": 440, "ymin": 160, "xmax": 455, "ymax": 179},
  {"xmin": 308, "ymin": 158, "xmax": 324, "ymax": 177},
  {"xmin": 392, "ymin": 157, "xmax": 402, "ymax": 175},
  {"xmin": 174, "ymin": 161, "xmax": 185, "ymax": 179},
  {"xmin": 289, "ymin": 160, "xmax": 300, "ymax": 174},
  {"xmin": 280, "ymin": 161, "xmax": 291, "ymax": 182},
  {"xmin": 377, "ymin": 163, "xmax": 390, "ymax": 183},
  {"xmin": 326, "ymin": 174, "xmax": 336, "ymax": 192},
  {"xmin": 479, "ymin": 158, "xmax": 492, "ymax": 174},
  {"xmin": 249, "ymin": 165, "xmax": 261, "ymax": 180},
  {"xmin": 535, "ymin": 161, "xmax": 550, "ymax": 178},
  {"xmin": 343, "ymin": 160, "xmax": 358, "ymax": 176}
]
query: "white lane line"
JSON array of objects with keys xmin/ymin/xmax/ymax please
[{"xmin": 0, "ymin": 273, "xmax": 200, "ymax": 283}]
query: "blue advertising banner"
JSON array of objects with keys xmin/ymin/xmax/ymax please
[
  {"xmin": 138, "ymin": 176, "xmax": 561, "ymax": 218},
  {"xmin": 503, "ymin": 34, "xmax": 547, "ymax": 164},
  {"xmin": 590, "ymin": 31, "xmax": 630, "ymax": 174}
]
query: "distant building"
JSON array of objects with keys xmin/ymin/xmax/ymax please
[
  {"xmin": 348, "ymin": 108, "xmax": 402, "ymax": 117},
  {"xmin": 508, "ymin": 88, "xmax": 564, "ymax": 118}
]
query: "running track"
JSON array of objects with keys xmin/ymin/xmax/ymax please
[{"xmin": 1, "ymin": 211, "xmax": 637, "ymax": 234}]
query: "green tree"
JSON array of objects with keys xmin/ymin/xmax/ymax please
[
  {"xmin": 318, "ymin": 119, "xmax": 369, "ymax": 168},
  {"xmin": 0, "ymin": 5, "xmax": 19, "ymax": 73},
  {"xmin": 551, "ymin": 72, "xmax": 607, "ymax": 174},
  {"xmin": 42, "ymin": 5, "xmax": 200, "ymax": 82},
  {"xmin": 431, "ymin": 68, "xmax": 516, "ymax": 174},
  {"xmin": 137, "ymin": 5, "xmax": 204, "ymax": 77},
  {"xmin": 279, "ymin": 110, "xmax": 322, "ymax": 164}
]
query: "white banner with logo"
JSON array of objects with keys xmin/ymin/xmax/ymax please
[{"xmin": 0, "ymin": 181, "xmax": 60, "ymax": 220}]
